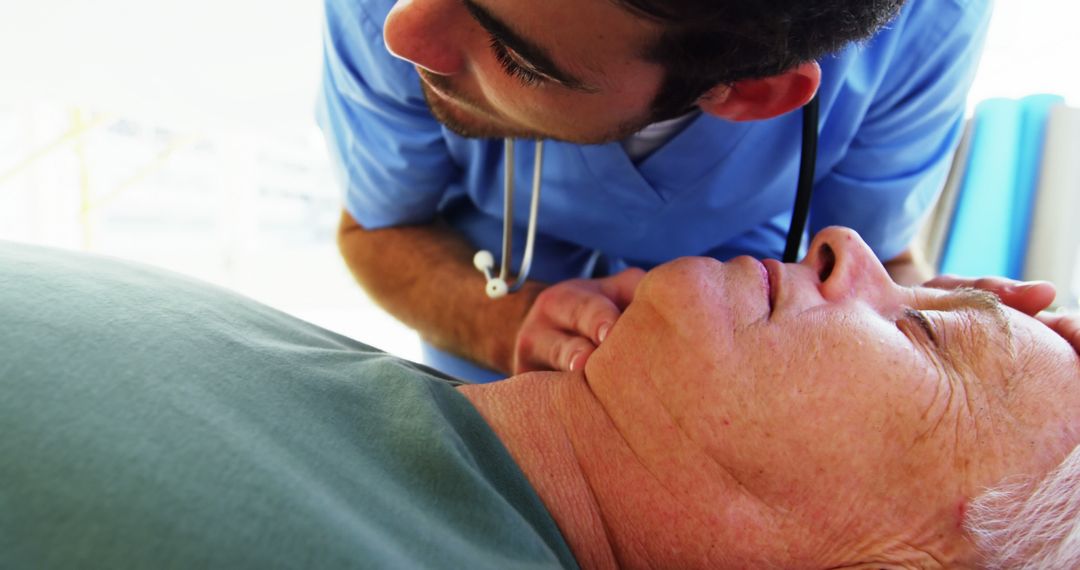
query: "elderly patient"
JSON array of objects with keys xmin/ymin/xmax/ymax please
[{"xmin": 3, "ymin": 228, "xmax": 1079, "ymax": 569}]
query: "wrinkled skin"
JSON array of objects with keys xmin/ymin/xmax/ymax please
[{"xmin": 575, "ymin": 227, "xmax": 1080, "ymax": 566}]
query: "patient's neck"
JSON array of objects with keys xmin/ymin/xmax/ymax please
[
  {"xmin": 457, "ymin": 371, "xmax": 622, "ymax": 570},
  {"xmin": 462, "ymin": 365, "xmax": 755, "ymax": 570}
]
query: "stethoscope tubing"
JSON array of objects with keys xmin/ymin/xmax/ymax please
[
  {"xmin": 480, "ymin": 94, "xmax": 820, "ymax": 295},
  {"xmin": 498, "ymin": 138, "xmax": 543, "ymax": 293},
  {"xmin": 783, "ymin": 95, "xmax": 820, "ymax": 263},
  {"xmin": 474, "ymin": 139, "xmax": 544, "ymax": 298}
]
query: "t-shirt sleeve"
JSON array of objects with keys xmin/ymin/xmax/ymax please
[
  {"xmin": 316, "ymin": 0, "xmax": 458, "ymax": 229},
  {"xmin": 809, "ymin": 0, "xmax": 992, "ymax": 262}
]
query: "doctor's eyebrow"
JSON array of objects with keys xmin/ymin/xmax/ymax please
[{"xmin": 459, "ymin": 0, "xmax": 598, "ymax": 92}]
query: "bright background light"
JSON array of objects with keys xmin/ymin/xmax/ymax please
[
  {"xmin": 0, "ymin": 0, "xmax": 1077, "ymax": 361},
  {"xmin": 970, "ymin": 1, "xmax": 1080, "ymax": 105}
]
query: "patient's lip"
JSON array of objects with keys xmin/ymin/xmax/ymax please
[{"xmin": 761, "ymin": 259, "xmax": 782, "ymax": 316}]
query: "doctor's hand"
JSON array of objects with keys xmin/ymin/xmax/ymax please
[
  {"xmin": 513, "ymin": 268, "xmax": 646, "ymax": 374},
  {"xmin": 1037, "ymin": 311, "xmax": 1080, "ymax": 356}
]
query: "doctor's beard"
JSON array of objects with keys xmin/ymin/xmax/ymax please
[
  {"xmin": 417, "ymin": 68, "xmax": 653, "ymax": 144},
  {"xmin": 418, "ymin": 69, "xmax": 540, "ymax": 140}
]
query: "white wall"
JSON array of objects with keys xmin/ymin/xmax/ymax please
[
  {"xmin": 969, "ymin": 0, "xmax": 1080, "ymax": 107},
  {"xmin": 0, "ymin": 0, "xmax": 324, "ymax": 134}
]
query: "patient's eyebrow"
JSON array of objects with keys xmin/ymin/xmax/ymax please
[
  {"xmin": 940, "ymin": 287, "xmax": 1013, "ymax": 344},
  {"xmin": 459, "ymin": 0, "xmax": 597, "ymax": 92}
]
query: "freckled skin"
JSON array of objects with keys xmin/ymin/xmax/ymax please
[
  {"xmin": 578, "ymin": 227, "xmax": 1080, "ymax": 566},
  {"xmin": 462, "ymin": 228, "xmax": 1080, "ymax": 568}
]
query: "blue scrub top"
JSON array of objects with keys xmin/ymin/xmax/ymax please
[{"xmin": 317, "ymin": 0, "xmax": 992, "ymax": 381}]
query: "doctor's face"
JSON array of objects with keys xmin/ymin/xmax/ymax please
[
  {"xmin": 586, "ymin": 228, "xmax": 1080, "ymax": 566},
  {"xmin": 383, "ymin": 0, "xmax": 668, "ymax": 143}
]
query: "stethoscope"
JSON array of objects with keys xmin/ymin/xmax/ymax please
[{"xmin": 474, "ymin": 95, "xmax": 821, "ymax": 298}]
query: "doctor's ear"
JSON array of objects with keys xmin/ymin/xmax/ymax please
[{"xmin": 696, "ymin": 61, "xmax": 821, "ymax": 122}]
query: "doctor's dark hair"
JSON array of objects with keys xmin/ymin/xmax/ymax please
[{"xmin": 613, "ymin": 0, "xmax": 907, "ymax": 120}]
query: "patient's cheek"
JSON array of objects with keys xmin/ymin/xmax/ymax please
[{"xmin": 584, "ymin": 312, "xmax": 644, "ymax": 382}]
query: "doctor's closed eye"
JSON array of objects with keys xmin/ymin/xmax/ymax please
[
  {"xmin": 488, "ymin": 38, "xmax": 548, "ymax": 87},
  {"xmin": 459, "ymin": 0, "xmax": 598, "ymax": 92}
]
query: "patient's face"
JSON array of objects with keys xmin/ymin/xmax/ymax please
[{"xmin": 586, "ymin": 227, "xmax": 1080, "ymax": 566}]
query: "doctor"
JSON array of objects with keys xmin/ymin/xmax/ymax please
[{"xmin": 319, "ymin": 0, "xmax": 993, "ymax": 381}]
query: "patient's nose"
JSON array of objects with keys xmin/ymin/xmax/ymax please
[
  {"xmin": 802, "ymin": 227, "xmax": 896, "ymax": 302},
  {"xmin": 384, "ymin": 0, "xmax": 466, "ymax": 75}
]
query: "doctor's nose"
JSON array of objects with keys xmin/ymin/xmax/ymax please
[
  {"xmin": 384, "ymin": 0, "xmax": 467, "ymax": 76},
  {"xmin": 802, "ymin": 227, "xmax": 897, "ymax": 302}
]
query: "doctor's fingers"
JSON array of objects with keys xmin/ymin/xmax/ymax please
[
  {"xmin": 1037, "ymin": 312, "xmax": 1080, "ymax": 355},
  {"xmin": 926, "ymin": 274, "xmax": 1056, "ymax": 316},
  {"xmin": 513, "ymin": 327, "xmax": 596, "ymax": 373},
  {"xmin": 529, "ymin": 280, "xmax": 628, "ymax": 345},
  {"xmin": 596, "ymin": 268, "xmax": 647, "ymax": 311}
]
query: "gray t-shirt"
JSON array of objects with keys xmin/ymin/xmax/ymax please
[{"xmin": 0, "ymin": 242, "xmax": 578, "ymax": 569}]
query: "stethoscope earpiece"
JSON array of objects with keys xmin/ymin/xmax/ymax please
[
  {"xmin": 473, "ymin": 250, "xmax": 509, "ymax": 298},
  {"xmin": 473, "ymin": 250, "xmax": 495, "ymax": 274},
  {"xmin": 485, "ymin": 278, "xmax": 509, "ymax": 299}
]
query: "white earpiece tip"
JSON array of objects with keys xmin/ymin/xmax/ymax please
[
  {"xmin": 473, "ymin": 250, "xmax": 495, "ymax": 272},
  {"xmin": 486, "ymin": 279, "xmax": 509, "ymax": 299}
]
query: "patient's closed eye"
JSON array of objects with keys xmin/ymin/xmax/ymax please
[{"xmin": 901, "ymin": 308, "xmax": 940, "ymax": 348}]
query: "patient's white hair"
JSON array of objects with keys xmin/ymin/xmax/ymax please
[{"xmin": 965, "ymin": 445, "xmax": 1080, "ymax": 569}]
